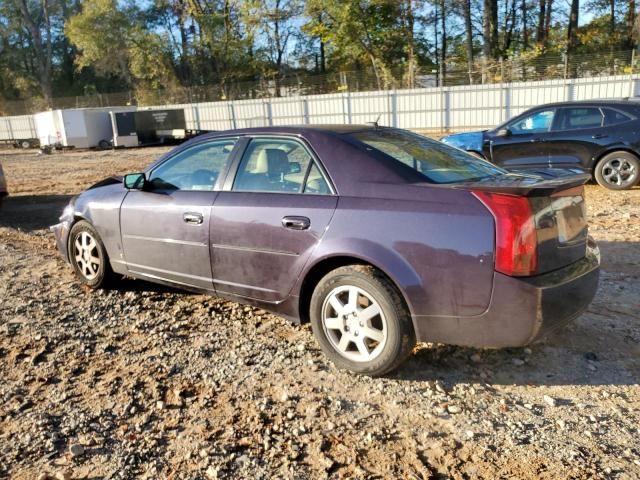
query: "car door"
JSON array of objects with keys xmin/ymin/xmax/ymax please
[
  {"xmin": 486, "ymin": 108, "xmax": 556, "ymax": 168},
  {"xmin": 545, "ymin": 107, "xmax": 632, "ymax": 170},
  {"xmin": 210, "ymin": 136, "xmax": 338, "ymax": 302},
  {"xmin": 120, "ymin": 138, "xmax": 239, "ymax": 290}
]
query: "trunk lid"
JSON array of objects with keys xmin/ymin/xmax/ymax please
[{"xmin": 457, "ymin": 171, "xmax": 590, "ymax": 275}]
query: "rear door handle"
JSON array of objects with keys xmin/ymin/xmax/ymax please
[
  {"xmin": 282, "ymin": 216, "xmax": 310, "ymax": 230},
  {"xmin": 183, "ymin": 212, "xmax": 203, "ymax": 225},
  {"xmin": 591, "ymin": 134, "xmax": 608, "ymax": 139}
]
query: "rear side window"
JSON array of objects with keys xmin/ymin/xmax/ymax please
[
  {"xmin": 602, "ymin": 108, "xmax": 633, "ymax": 126},
  {"xmin": 304, "ymin": 163, "xmax": 331, "ymax": 194},
  {"xmin": 232, "ymin": 138, "xmax": 331, "ymax": 194},
  {"xmin": 555, "ymin": 108, "xmax": 603, "ymax": 130},
  {"xmin": 350, "ymin": 129, "xmax": 506, "ymax": 184}
]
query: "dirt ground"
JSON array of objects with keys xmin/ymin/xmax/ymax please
[{"xmin": 0, "ymin": 146, "xmax": 638, "ymax": 480}]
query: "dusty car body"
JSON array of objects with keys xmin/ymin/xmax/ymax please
[{"xmin": 52, "ymin": 125, "xmax": 600, "ymax": 375}]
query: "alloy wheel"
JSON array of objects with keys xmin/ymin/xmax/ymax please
[
  {"xmin": 601, "ymin": 157, "xmax": 637, "ymax": 188},
  {"xmin": 321, "ymin": 285, "xmax": 387, "ymax": 363},
  {"xmin": 73, "ymin": 231, "xmax": 101, "ymax": 280}
]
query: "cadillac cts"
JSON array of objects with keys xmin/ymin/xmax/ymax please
[{"xmin": 51, "ymin": 126, "xmax": 600, "ymax": 376}]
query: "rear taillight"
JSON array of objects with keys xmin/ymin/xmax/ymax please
[{"xmin": 472, "ymin": 191, "xmax": 537, "ymax": 277}]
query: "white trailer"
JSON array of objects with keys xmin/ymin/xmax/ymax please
[
  {"xmin": 109, "ymin": 110, "xmax": 138, "ymax": 147},
  {"xmin": 34, "ymin": 107, "xmax": 135, "ymax": 150},
  {"xmin": 0, "ymin": 114, "xmax": 38, "ymax": 148}
]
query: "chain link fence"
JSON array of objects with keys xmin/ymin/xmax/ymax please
[{"xmin": 2, "ymin": 49, "xmax": 638, "ymax": 116}]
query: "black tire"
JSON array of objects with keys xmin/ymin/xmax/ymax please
[
  {"xmin": 98, "ymin": 139, "xmax": 111, "ymax": 150},
  {"xmin": 309, "ymin": 265, "xmax": 416, "ymax": 376},
  {"xmin": 21, "ymin": 140, "xmax": 31, "ymax": 149},
  {"xmin": 594, "ymin": 151, "xmax": 640, "ymax": 190},
  {"xmin": 68, "ymin": 220, "xmax": 115, "ymax": 289}
]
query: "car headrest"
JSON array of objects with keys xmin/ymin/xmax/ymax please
[{"xmin": 265, "ymin": 149, "xmax": 289, "ymax": 180}]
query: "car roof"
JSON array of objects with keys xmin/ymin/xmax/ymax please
[
  {"xmin": 199, "ymin": 124, "xmax": 377, "ymax": 138},
  {"xmin": 526, "ymin": 97, "xmax": 640, "ymax": 108}
]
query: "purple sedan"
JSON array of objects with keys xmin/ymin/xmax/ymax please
[{"xmin": 51, "ymin": 125, "xmax": 600, "ymax": 376}]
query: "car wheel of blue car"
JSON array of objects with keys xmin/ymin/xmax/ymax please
[
  {"xmin": 310, "ymin": 265, "xmax": 416, "ymax": 376},
  {"xmin": 69, "ymin": 220, "xmax": 115, "ymax": 289}
]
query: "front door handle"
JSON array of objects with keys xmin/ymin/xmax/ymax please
[
  {"xmin": 282, "ymin": 216, "xmax": 310, "ymax": 230},
  {"xmin": 183, "ymin": 212, "xmax": 203, "ymax": 225},
  {"xmin": 591, "ymin": 134, "xmax": 608, "ymax": 139}
]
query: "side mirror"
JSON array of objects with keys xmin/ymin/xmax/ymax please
[
  {"xmin": 289, "ymin": 161, "xmax": 302, "ymax": 174},
  {"xmin": 123, "ymin": 172, "xmax": 146, "ymax": 190},
  {"xmin": 496, "ymin": 128, "xmax": 511, "ymax": 138}
]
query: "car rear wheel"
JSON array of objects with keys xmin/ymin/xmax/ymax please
[
  {"xmin": 310, "ymin": 265, "xmax": 415, "ymax": 376},
  {"xmin": 68, "ymin": 220, "xmax": 115, "ymax": 289},
  {"xmin": 594, "ymin": 151, "xmax": 639, "ymax": 190}
]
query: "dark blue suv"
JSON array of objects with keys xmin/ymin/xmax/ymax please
[{"xmin": 441, "ymin": 99, "xmax": 640, "ymax": 190}]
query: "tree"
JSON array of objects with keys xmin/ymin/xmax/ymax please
[
  {"xmin": 463, "ymin": 0, "xmax": 474, "ymax": 83},
  {"xmin": 187, "ymin": 0, "xmax": 255, "ymax": 98},
  {"xmin": 567, "ymin": 0, "xmax": 579, "ymax": 77},
  {"xmin": 12, "ymin": 0, "xmax": 54, "ymax": 105},
  {"xmin": 244, "ymin": 0, "xmax": 302, "ymax": 96},
  {"xmin": 439, "ymin": 0, "xmax": 447, "ymax": 84},
  {"xmin": 536, "ymin": 0, "xmax": 553, "ymax": 50},
  {"xmin": 483, "ymin": 0, "xmax": 498, "ymax": 59},
  {"xmin": 305, "ymin": 0, "xmax": 409, "ymax": 89},
  {"xmin": 399, "ymin": 0, "xmax": 419, "ymax": 88},
  {"xmin": 66, "ymin": 0, "xmax": 177, "ymax": 96}
]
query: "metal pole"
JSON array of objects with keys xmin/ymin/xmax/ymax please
[{"xmin": 629, "ymin": 50, "xmax": 636, "ymax": 97}]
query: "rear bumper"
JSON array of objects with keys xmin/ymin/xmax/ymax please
[{"xmin": 413, "ymin": 239, "xmax": 600, "ymax": 348}]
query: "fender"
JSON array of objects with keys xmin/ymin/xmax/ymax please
[
  {"xmin": 71, "ymin": 184, "xmax": 128, "ymax": 274},
  {"xmin": 294, "ymin": 237, "xmax": 424, "ymax": 318}
]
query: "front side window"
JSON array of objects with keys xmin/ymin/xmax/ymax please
[
  {"xmin": 555, "ymin": 107, "xmax": 603, "ymax": 130},
  {"xmin": 350, "ymin": 129, "xmax": 505, "ymax": 184},
  {"xmin": 508, "ymin": 109, "xmax": 555, "ymax": 134},
  {"xmin": 233, "ymin": 138, "xmax": 330, "ymax": 194},
  {"xmin": 148, "ymin": 139, "xmax": 237, "ymax": 191}
]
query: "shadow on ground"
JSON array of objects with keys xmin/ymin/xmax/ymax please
[{"xmin": 0, "ymin": 194, "xmax": 73, "ymax": 231}]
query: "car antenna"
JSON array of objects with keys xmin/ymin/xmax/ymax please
[{"xmin": 366, "ymin": 113, "xmax": 382, "ymax": 128}]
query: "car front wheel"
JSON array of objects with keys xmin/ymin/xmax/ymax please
[
  {"xmin": 594, "ymin": 151, "xmax": 640, "ymax": 190},
  {"xmin": 68, "ymin": 220, "xmax": 115, "ymax": 289},
  {"xmin": 310, "ymin": 265, "xmax": 416, "ymax": 376}
]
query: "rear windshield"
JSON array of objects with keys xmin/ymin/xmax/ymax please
[{"xmin": 350, "ymin": 129, "xmax": 506, "ymax": 184}]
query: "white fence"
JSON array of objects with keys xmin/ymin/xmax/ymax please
[
  {"xmin": 146, "ymin": 73, "xmax": 640, "ymax": 134},
  {"xmin": 0, "ymin": 114, "xmax": 37, "ymax": 142},
  {"xmin": 3, "ymin": 73, "xmax": 640, "ymax": 142}
]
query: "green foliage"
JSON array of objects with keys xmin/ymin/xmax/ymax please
[
  {"xmin": 65, "ymin": 0, "xmax": 177, "ymax": 91},
  {"xmin": 0, "ymin": 0, "xmax": 638, "ymax": 113}
]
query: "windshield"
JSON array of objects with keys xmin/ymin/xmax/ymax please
[{"xmin": 350, "ymin": 129, "xmax": 506, "ymax": 184}]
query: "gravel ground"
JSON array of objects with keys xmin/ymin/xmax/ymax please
[{"xmin": 0, "ymin": 147, "xmax": 639, "ymax": 480}]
